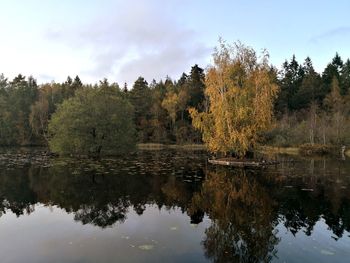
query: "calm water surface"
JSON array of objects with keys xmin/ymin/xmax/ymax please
[{"xmin": 0, "ymin": 149, "xmax": 349, "ymax": 263}]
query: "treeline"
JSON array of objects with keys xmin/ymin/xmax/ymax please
[
  {"xmin": 1, "ymin": 52, "xmax": 350, "ymax": 149},
  {"xmin": 0, "ymin": 65, "xmax": 205, "ymax": 147},
  {"xmin": 125, "ymin": 64, "xmax": 205, "ymax": 144},
  {"xmin": 268, "ymin": 54, "xmax": 350, "ymax": 146},
  {"xmin": 0, "ymin": 74, "xmax": 83, "ymax": 146}
]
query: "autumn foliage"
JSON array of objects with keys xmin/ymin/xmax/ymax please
[{"xmin": 190, "ymin": 41, "xmax": 279, "ymax": 157}]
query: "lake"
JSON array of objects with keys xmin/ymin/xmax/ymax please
[{"xmin": 0, "ymin": 148, "xmax": 349, "ymax": 263}]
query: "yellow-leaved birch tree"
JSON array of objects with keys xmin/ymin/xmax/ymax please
[{"xmin": 189, "ymin": 40, "xmax": 279, "ymax": 157}]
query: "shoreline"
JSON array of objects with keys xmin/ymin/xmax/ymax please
[
  {"xmin": 257, "ymin": 146, "xmax": 300, "ymax": 155},
  {"xmin": 137, "ymin": 143, "xmax": 206, "ymax": 151},
  {"xmin": 0, "ymin": 144, "xmax": 346, "ymax": 158}
]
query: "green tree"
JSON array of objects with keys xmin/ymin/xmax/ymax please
[
  {"xmin": 0, "ymin": 95, "xmax": 16, "ymax": 145},
  {"xmin": 321, "ymin": 53, "xmax": 343, "ymax": 100},
  {"xmin": 129, "ymin": 77, "xmax": 152, "ymax": 142},
  {"xmin": 0, "ymin": 74, "xmax": 15, "ymax": 145},
  {"xmin": 148, "ymin": 80, "xmax": 169, "ymax": 143},
  {"xmin": 275, "ymin": 55, "xmax": 304, "ymax": 113},
  {"xmin": 29, "ymin": 91, "xmax": 49, "ymax": 144},
  {"xmin": 292, "ymin": 57, "xmax": 322, "ymax": 108},
  {"xmin": 0, "ymin": 74, "xmax": 7, "ymax": 93},
  {"xmin": 187, "ymin": 64, "xmax": 206, "ymax": 109},
  {"xmin": 48, "ymin": 87, "xmax": 135, "ymax": 156},
  {"xmin": 72, "ymin": 75, "xmax": 83, "ymax": 91},
  {"xmin": 340, "ymin": 59, "xmax": 350, "ymax": 95},
  {"xmin": 7, "ymin": 75, "xmax": 38, "ymax": 145}
]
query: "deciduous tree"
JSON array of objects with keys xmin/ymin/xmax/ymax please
[
  {"xmin": 48, "ymin": 87, "xmax": 135, "ymax": 156},
  {"xmin": 190, "ymin": 40, "xmax": 279, "ymax": 157}
]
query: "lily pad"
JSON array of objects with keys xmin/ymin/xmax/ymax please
[
  {"xmin": 320, "ymin": 249, "xmax": 335, "ymax": 256},
  {"xmin": 138, "ymin": 244, "xmax": 154, "ymax": 250}
]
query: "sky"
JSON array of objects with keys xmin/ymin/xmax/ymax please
[{"xmin": 1, "ymin": 0, "xmax": 350, "ymax": 85}]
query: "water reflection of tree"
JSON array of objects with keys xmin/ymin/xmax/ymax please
[
  {"xmin": 274, "ymin": 157, "xmax": 350, "ymax": 239},
  {"xmin": 31, "ymin": 164, "xmax": 158, "ymax": 228},
  {"xmin": 190, "ymin": 168, "xmax": 280, "ymax": 263},
  {"xmin": 0, "ymin": 167, "xmax": 36, "ymax": 217},
  {"xmin": 0, "ymin": 153, "xmax": 349, "ymax": 243},
  {"xmin": 74, "ymin": 202, "xmax": 129, "ymax": 227},
  {"xmin": 0, "ymin": 151, "xmax": 204, "ymax": 228}
]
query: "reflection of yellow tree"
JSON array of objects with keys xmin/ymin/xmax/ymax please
[
  {"xmin": 190, "ymin": 169, "xmax": 279, "ymax": 263},
  {"xmin": 161, "ymin": 175, "xmax": 192, "ymax": 208}
]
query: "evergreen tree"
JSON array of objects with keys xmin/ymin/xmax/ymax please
[
  {"xmin": 0, "ymin": 74, "xmax": 14, "ymax": 145},
  {"xmin": 275, "ymin": 55, "xmax": 304, "ymax": 113},
  {"xmin": 129, "ymin": 77, "xmax": 152, "ymax": 142},
  {"xmin": 65, "ymin": 76, "xmax": 73, "ymax": 85},
  {"xmin": 177, "ymin": 73, "xmax": 188, "ymax": 87},
  {"xmin": 71, "ymin": 75, "xmax": 83, "ymax": 92},
  {"xmin": 292, "ymin": 57, "xmax": 322, "ymax": 108},
  {"xmin": 7, "ymin": 75, "xmax": 38, "ymax": 144},
  {"xmin": 340, "ymin": 59, "xmax": 350, "ymax": 95},
  {"xmin": 321, "ymin": 53, "xmax": 343, "ymax": 99},
  {"xmin": 0, "ymin": 73, "xmax": 7, "ymax": 92},
  {"xmin": 123, "ymin": 82, "xmax": 128, "ymax": 93},
  {"xmin": 187, "ymin": 64, "xmax": 205, "ymax": 109}
]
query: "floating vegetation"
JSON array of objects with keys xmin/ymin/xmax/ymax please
[
  {"xmin": 301, "ymin": 188, "xmax": 314, "ymax": 192},
  {"xmin": 138, "ymin": 244, "xmax": 154, "ymax": 250},
  {"xmin": 0, "ymin": 150, "xmax": 53, "ymax": 167},
  {"xmin": 320, "ymin": 249, "xmax": 335, "ymax": 256}
]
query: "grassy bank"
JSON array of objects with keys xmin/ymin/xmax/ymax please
[
  {"xmin": 138, "ymin": 143, "xmax": 341, "ymax": 157},
  {"xmin": 258, "ymin": 146, "xmax": 300, "ymax": 156},
  {"xmin": 137, "ymin": 143, "xmax": 206, "ymax": 151},
  {"xmin": 260, "ymin": 144, "xmax": 341, "ymax": 157}
]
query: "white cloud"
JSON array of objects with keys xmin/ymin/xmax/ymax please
[
  {"xmin": 45, "ymin": 1, "xmax": 211, "ymax": 85},
  {"xmin": 310, "ymin": 26, "xmax": 350, "ymax": 44}
]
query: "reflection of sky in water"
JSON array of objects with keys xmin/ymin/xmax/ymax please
[
  {"xmin": 0, "ymin": 205, "xmax": 211, "ymax": 263},
  {"xmin": 275, "ymin": 220, "xmax": 350, "ymax": 263},
  {"xmin": 1, "ymin": 204, "xmax": 348, "ymax": 263}
]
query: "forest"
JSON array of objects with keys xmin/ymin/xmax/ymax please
[{"xmin": 1, "ymin": 42, "xmax": 350, "ymax": 156}]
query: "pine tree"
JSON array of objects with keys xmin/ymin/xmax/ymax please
[
  {"xmin": 321, "ymin": 53, "xmax": 343, "ymax": 99},
  {"xmin": 292, "ymin": 57, "xmax": 322, "ymax": 108},
  {"xmin": 275, "ymin": 55, "xmax": 304, "ymax": 112},
  {"xmin": 188, "ymin": 64, "xmax": 205, "ymax": 109},
  {"xmin": 340, "ymin": 59, "xmax": 350, "ymax": 95},
  {"xmin": 72, "ymin": 75, "xmax": 83, "ymax": 91},
  {"xmin": 129, "ymin": 77, "xmax": 152, "ymax": 142}
]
